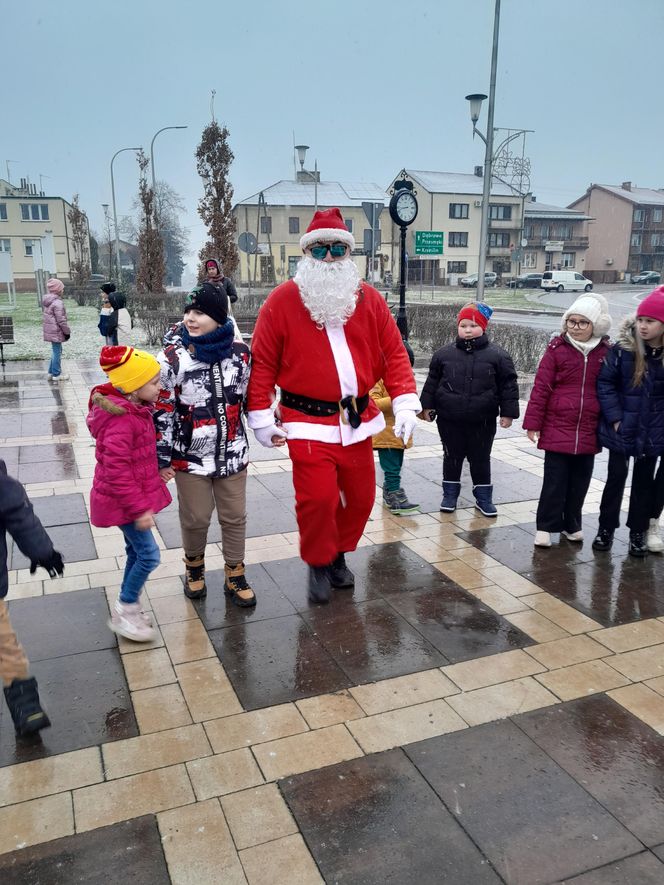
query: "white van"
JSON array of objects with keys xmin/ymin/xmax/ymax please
[{"xmin": 541, "ymin": 270, "xmax": 593, "ymax": 293}]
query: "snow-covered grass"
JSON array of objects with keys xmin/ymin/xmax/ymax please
[{"xmin": 2, "ymin": 292, "xmax": 153, "ymax": 360}]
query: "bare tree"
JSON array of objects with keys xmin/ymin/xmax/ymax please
[
  {"xmin": 67, "ymin": 194, "xmax": 91, "ymax": 285},
  {"xmin": 135, "ymin": 149, "xmax": 165, "ymax": 294},
  {"xmin": 196, "ymin": 121, "xmax": 238, "ymax": 276}
]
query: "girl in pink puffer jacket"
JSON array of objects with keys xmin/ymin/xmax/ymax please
[
  {"xmin": 42, "ymin": 278, "xmax": 70, "ymax": 381},
  {"xmin": 87, "ymin": 346, "xmax": 171, "ymax": 642}
]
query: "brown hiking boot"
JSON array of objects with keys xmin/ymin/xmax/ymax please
[
  {"xmin": 183, "ymin": 554, "xmax": 207, "ymax": 599},
  {"xmin": 224, "ymin": 562, "xmax": 256, "ymax": 607}
]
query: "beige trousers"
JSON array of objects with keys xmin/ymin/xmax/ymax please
[
  {"xmin": 175, "ymin": 470, "xmax": 247, "ymax": 563},
  {"xmin": 0, "ymin": 600, "xmax": 29, "ymax": 686}
]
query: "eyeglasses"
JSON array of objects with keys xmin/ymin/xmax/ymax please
[
  {"xmin": 566, "ymin": 318, "xmax": 590, "ymax": 330},
  {"xmin": 308, "ymin": 242, "xmax": 348, "ymax": 260}
]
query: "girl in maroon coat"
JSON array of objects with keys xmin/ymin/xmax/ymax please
[
  {"xmin": 87, "ymin": 346, "xmax": 171, "ymax": 641},
  {"xmin": 523, "ymin": 293, "xmax": 612, "ymax": 548}
]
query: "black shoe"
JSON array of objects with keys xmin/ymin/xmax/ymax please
[
  {"xmin": 327, "ymin": 553, "xmax": 355, "ymax": 589},
  {"xmin": 4, "ymin": 677, "xmax": 51, "ymax": 736},
  {"xmin": 308, "ymin": 565, "xmax": 332, "ymax": 603},
  {"xmin": 592, "ymin": 528, "xmax": 614, "ymax": 551},
  {"xmin": 629, "ymin": 531, "xmax": 649, "ymax": 558}
]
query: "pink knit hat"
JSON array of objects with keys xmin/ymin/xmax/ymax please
[
  {"xmin": 636, "ymin": 286, "xmax": 664, "ymax": 323},
  {"xmin": 46, "ymin": 278, "xmax": 64, "ymax": 295}
]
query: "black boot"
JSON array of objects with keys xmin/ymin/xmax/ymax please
[
  {"xmin": 440, "ymin": 481, "xmax": 461, "ymax": 513},
  {"xmin": 473, "ymin": 484, "xmax": 497, "ymax": 517},
  {"xmin": 4, "ymin": 677, "xmax": 51, "ymax": 736},
  {"xmin": 308, "ymin": 565, "xmax": 332, "ymax": 603},
  {"xmin": 327, "ymin": 553, "xmax": 355, "ymax": 589},
  {"xmin": 629, "ymin": 530, "xmax": 648, "ymax": 558},
  {"xmin": 592, "ymin": 528, "xmax": 614, "ymax": 551}
]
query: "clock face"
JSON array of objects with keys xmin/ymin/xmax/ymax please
[{"xmin": 395, "ymin": 191, "xmax": 417, "ymax": 223}]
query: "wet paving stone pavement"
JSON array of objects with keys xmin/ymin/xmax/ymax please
[{"xmin": 2, "ymin": 360, "xmax": 664, "ymax": 883}]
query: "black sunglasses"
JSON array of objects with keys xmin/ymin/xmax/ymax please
[{"xmin": 309, "ymin": 242, "xmax": 348, "ymax": 260}]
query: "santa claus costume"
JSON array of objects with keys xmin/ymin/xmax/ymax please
[{"xmin": 248, "ymin": 208, "xmax": 420, "ymax": 602}]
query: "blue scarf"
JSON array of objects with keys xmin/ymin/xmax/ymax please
[{"xmin": 180, "ymin": 319, "xmax": 234, "ymax": 364}]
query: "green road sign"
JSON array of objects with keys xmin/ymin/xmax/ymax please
[{"xmin": 415, "ymin": 231, "xmax": 444, "ymax": 255}]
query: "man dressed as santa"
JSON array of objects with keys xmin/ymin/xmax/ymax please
[{"xmin": 248, "ymin": 208, "xmax": 421, "ymax": 603}]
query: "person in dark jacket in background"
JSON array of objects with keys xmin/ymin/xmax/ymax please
[
  {"xmin": 420, "ymin": 302, "xmax": 519, "ymax": 516},
  {"xmin": 594, "ymin": 286, "xmax": 664, "ymax": 557},
  {"xmin": 98, "ymin": 282, "xmax": 116, "ymax": 344},
  {"xmin": 523, "ymin": 293, "xmax": 611, "ymax": 549},
  {"xmin": 0, "ymin": 460, "xmax": 64, "ymax": 735},
  {"xmin": 202, "ymin": 258, "xmax": 238, "ymax": 303}
]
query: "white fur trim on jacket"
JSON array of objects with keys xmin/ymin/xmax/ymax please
[
  {"xmin": 248, "ymin": 408, "xmax": 278, "ymax": 430},
  {"xmin": 282, "ymin": 412, "xmax": 385, "ymax": 446},
  {"xmin": 392, "ymin": 393, "xmax": 423, "ymax": 413},
  {"xmin": 299, "ymin": 228, "xmax": 355, "ymax": 251}
]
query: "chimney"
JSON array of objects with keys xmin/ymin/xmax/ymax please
[
  {"xmin": 474, "ymin": 165, "xmax": 483, "ymax": 177},
  {"xmin": 621, "ymin": 181, "xmax": 632, "ymax": 191}
]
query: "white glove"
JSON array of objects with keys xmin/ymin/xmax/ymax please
[
  {"xmin": 253, "ymin": 423, "xmax": 288, "ymax": 448},
  {"xmin": 393, "ymin": 410, "xmax": 418, "ymax": 444}
]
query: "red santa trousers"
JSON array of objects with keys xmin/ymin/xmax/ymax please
[{"xmin": 288, "ymin": 437, "xmax": 376, "ymax": 566}]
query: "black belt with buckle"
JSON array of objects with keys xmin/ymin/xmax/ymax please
[{"xmin": 280, "ymin": 390, "xmax": 369, "ymax": 429}]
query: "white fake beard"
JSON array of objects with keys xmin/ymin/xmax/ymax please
[{"xmin": 294, "ymin": 256, "xmax": 360, "ymax": 327}]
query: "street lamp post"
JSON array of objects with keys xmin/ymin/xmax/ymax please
[
  {"xmin": 102, "ymin": 204, "xmax": 112, "ymax": 278},
  {"xmin": 149, "ymin": 125, "xmax": 188, "ymax": 208},
  {"xmin": 110, "ymin": 147, "xmax": 140, "ymax": 283},
  {"xmin": 294, "ymin": 145, "xmax": 318, "ymax": 213}
]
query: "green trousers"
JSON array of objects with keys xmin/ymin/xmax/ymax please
[{"xmin": 378, "ymin": 448, "xmax": 404, "ymax": 492}]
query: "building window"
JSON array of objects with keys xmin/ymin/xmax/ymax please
[
  {"xmin": 634, "ymin": 209, "xmax": 645, "ymax": 223},
  {"xmin": 288, "ymin": 216, "xmax": 300, "ymax": 234},
  {"xmin": 24, "ymin": 239, "xmax": 34, "ymax": 256},
  {"xmin": 488, "ymin": 232, "xmax": 510, "ymax": 247},
  {"xmin": 447, "ymin": 261, "xmax": 467, "ymax": 273},
  {"xmin": 654, "ymin": 209, "xmax": 663, "ymax": 223},
  {"xmin": 0, "ymin": 204, "xmax": 7, "ymax": 221},
  {"xmin": 523, "ymin": 252, "xmax": 537, "ymax": 268},
  {"xmin": 653, "ymin": 234, "xmax": 661, "ymax": 249},
  {"xmin": 449, "ymin": 203, "xmax": 469, "ymax": 219},
  {"xmin": 20, "ymin": 203, "xmax": 49, "ymax": 221},
  {"xmin": 561, "ymin": 252, "xmax": 576, "ymax": 268},
  {"xmin": 260, "ymin": 255, "xmax": 275, "ymax": 284},
  {"xmin": 0, "ymin": 239, "xmax": 10, "ymax": 253},
  {"xmin": 557, "ymin": 225, "xmax": 572, "ymax": 239},
  {"xmin": 524, "ymin": 224, "xmax": 534, "ymax": 238},
  {"xmin": 631, "ymin": 233, "xmax": 642, "ymax": 248},
  {"xmin": 260, "ymin": 216, "xmax": 272, "ymax": 234},
  {"xmin": 344, "ymin": 218, "xmax": 353, "ymax": 233},
  {"xmin": 489, "ymin": 204, "xmax": 512, "ymax": 220},
  {"xmin": 448, "ymin": 232, "xmax": 468, "ymax": 248},
  {"xmin": 288, "ymin": 255, "xmax": 300, "ymax": 278},
  {"xmin": 540, "ymin": 225, "xmax": 550, "ymax": 239}
]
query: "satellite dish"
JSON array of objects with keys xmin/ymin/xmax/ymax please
[{"xmin": 238, "ymin": 232, "xmax": 258, "ymax": 254}]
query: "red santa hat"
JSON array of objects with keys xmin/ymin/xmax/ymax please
[{"xmin": 300, "ymin": 208, "xmax": 355, "ymax": 251}]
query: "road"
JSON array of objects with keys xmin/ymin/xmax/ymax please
[{"xmin": 491, "ymin": 283, "xmax": 655, "ymax": 332}]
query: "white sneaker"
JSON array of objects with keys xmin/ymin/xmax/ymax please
[
  {"xmin": 647, "ymin": 519, "xmax": 664, "ymax": 553},
  {"xmin": 109, "ymin": 599, "xmax": 156, "ymax": 642},
  {"xmin": 534, "ymin": 530, "xmax": 552, "ymax": 548},
  {"xmin": 561, "ymin": 530, "xmax": 584, "ymax": 542}
]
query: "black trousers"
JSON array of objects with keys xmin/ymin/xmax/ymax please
[
  {"xmin": 598, "ymin": 451, "xmax": 664, "ymax": 532},
  {"xmin": 438, "ymin": 420, "xmax": 496, "ymax": 485},
  {"xmin": 536, "ymin": 451, "xmax": 595, "ymax": 533}
]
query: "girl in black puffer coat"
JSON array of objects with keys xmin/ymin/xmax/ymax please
[
  {"xmin": 594, "ymin": 286, "xmax": 664, "ymax": 557},
  {"xmin": 420, "ymin": 302, "xmax": 519, "ymax": 516}
]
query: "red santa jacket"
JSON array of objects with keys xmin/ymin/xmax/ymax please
[{"xmin": 247, "ymin": 280, "xmax": 419, "ymax": 445}]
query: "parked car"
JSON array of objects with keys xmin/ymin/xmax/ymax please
[
  {"xmin": 631, "ymin": 270, "xmax": 662, "ymax": 285},
  {"xmin": 460, "ymin": 272, "xmax": 498, "ymax": 288},
  {"xmin": 541, "ymin": 270, "xmax": 593, "ymax": 293},
  {"xmin": 506, "ymin": 273, "xmax": 543, "ymax": 289}
]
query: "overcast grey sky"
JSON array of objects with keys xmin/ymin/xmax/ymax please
[{"xmin": 4, "ymin": 0, "xmax": 662, "ymax": 274}]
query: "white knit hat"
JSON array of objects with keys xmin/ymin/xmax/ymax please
[{"xmin": 562, "ymin": 292, "xmax": 612, "ymax": 337}]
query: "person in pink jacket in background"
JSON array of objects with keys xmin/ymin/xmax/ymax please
[
  {"xmin": 523, "ymin": 293, "xmax": 612, "ymax": 549},
  {"xmin": 87, "ymin": 345, "xmax": 171, "ymax": 642},
  {"xmin": 42, "ymin": 278, "xmax": 71, "ymax": 381}
]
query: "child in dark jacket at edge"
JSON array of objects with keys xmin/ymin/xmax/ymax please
[
  {"xmin": 420, "ymin": 302, "xmax": 519, "ymax": 516},
  {"xmin": 594, "ymin": 286, "xmax": 664, "ymax": 558},
  {"xmin": 0, "ymin": 460, "xmax": 64, "ymax": 735},
  {"xmin": 523, "ymin": 293, "xmax": 612, "ymax": 548}
]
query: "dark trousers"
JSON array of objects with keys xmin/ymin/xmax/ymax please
[
  {"xmin": 598, "ymin": 452, "xmax": 664, "ymax": 532},
  {"xmin": 378, "ymin": 448, "xmax": 404, "ymax": 493},
  {"xmin": 438, "ymin": 420, "xmax": 496, "ymax": 485},
  {"xmin": 536, "ymin": 451, "xmax": 595, "ymax": 533}
]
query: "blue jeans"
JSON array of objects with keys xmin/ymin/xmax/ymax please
[
  {"xmin": 48, "ymin": 342, "xmax": 62, "ymax": 377},
  {"xmin": 119, "ymin": 524, "xmax": 161, "ymax": 604}
]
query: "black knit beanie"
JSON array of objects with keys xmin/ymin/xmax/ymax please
[
  {"xmin": 184, "ymin": 283, "xmax": 228, "ymax": 326},
  {"xmin": 100, "ymin": 282, "xmax": 116, "ymax": 295}
]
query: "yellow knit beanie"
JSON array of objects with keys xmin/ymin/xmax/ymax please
[{"xmin": 99, "ymin": 345, "xmax": 160, "ymax": 393}]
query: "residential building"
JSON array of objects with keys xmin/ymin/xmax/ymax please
[
  {"xmin": 522, "ymin": 198, "xmax": 591, "ymax": 274},
  {"xmin": 232, "ymin": 176, "xmax": 389, "ymax": 286},
  {"xmin": 386, "ymin": 169, "xmax": 524, "ymax": 284},
  {"xmin": 569, "ymin": 182, "xmax": 664, "ymax": 279},
  {"xmin": 0, "ymin": 178, "xmax": 90, "ymax": 291}
]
